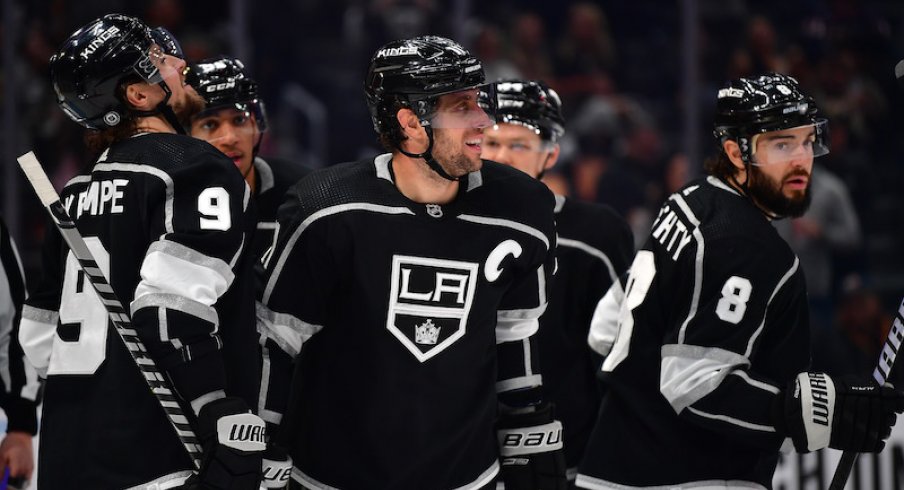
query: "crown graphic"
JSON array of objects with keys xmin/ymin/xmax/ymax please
[{"xmin": 415, "ymin": 319, "xmax": 441, "ymax": 345}]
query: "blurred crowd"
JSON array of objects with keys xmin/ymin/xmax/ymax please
[{"xmin": 5, "ymin": 0, "xmax": 904, "ymax": 377}]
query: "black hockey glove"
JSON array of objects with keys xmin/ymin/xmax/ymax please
[
  {"xmin": 185, "ymin": 397, "xmax": 266, "ymax": 489},
  {"xmin": 497, "ymin": 403, "xmax": 567, "ymax": 490},
  {"xmin": 261, "ymin": 444, "xmax": 293, "ymax": 489},
  {"xmin": 776, "ymin": 372, "xmax": 904, "ymax": 453}
]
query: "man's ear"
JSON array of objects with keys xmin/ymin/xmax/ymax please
[
  {"xmin": 396, "ymin": 107, "xmax": 422, "ymax": 138},
  {"xmin": 722, "ymin": 139, "xmax": 746, "ymax": 171},
  {"xmin": 124, "ymin": 82, "xmax": 158, "ymax": 112},
  {"xmin": 543, "ymin": 143, "xmax": 561, "ymax": 171}
]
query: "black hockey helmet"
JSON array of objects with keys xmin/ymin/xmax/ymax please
[
  {"xmin": 187, "ymin": 56, "xmax": 267, "ymax": 132},
  {"xmin": 364, "ymin": 35, "xmax": 491, "ymax": 181},
  {"xmin": 151, "ymin": 26, "xmax": 183, "ymax": 59},
  {"xmin": 50, "ymin": 14, "xmax": 185, "ymax": 132},
  {"xmin": 364, "ymin": 35, "xmax": 488, "ymax": 133},
  {"xmin": 713, "ymin": 72, "xmax": 828, "ymax": 164},
  {"xmin": 488, "ymin": 79, "xmax": 565, "ymax": 144}
]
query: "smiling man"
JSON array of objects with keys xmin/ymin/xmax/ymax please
[
  {"xmin": 255, "ymin": 36, "xmax": 566, "ymax": 489},
  {"xmin": 577, "ymin": 73, "xmax": 904, "ymax": 489}
]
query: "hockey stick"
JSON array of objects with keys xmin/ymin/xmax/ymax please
[
  {"xmin": 828, "ymin": 297, "xmax": 904, "ymax": 490},
  {"xmin": 16, "ymin": 151, "xmax": 202, "ymax": 469}
]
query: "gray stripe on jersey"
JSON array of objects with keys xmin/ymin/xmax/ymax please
[
  {"xmin": 124, "ymin": 470, "xmax": 193, "ymax": 490},
  {"xmin": 21, "ymin": 305, "xmax": 57, "ymax": 324},
  {"xmin": 263, "ymin": 203, "xmax": 416, "ymax": 303},
  {"xmin": 131, "ymin": 293, "xmax": 220, "ymax": 327},
  {"xmin": 243, "ymin": 178, "xmax": 252, "ymax": 211},
  {"xmin": 64, "ymin": 174, "xmax": 92, "ymax": 188},
  {"xmin": 670, "ymin": 193, "xmax": 705, "ymax": 345},
  {"xmin": 496, "ymin": 374, "xmax": 543, "ymax": 393},
  {"xmin": 254, "ymin": 156, "xmax": 275, "ymax": 194},
  {"xmin": 660, "ymin": 344, "xmax": 751, "ymax": 412},
  {"xmin": 93, "ymin": 162, "xmax": 176, "ymax": 233},
  {"xmin": 553, "ymin": 194, "xmax": 566, "ymax": 213},
  {"xmin": 457, "ymin": 214, "xmax": 549, "ymax": 249},
  {"xmin": 148, "ymin": 240, "xmax": 235, "ymax": 285},
  {"xmin": 686, "ymin": 406, "xmax": 775, "ymax": 433},
  {"xmin": 559, "ymin": 237, "xmax": 619, "ymax": 284},
  {"xmin": 575, "ymin": 473, "xmax": 767, "ymax": 489},
  {"xmin": 707, "ymin": 175, "xmax": 741, "ymax": 196},
  {"xmin": 744, "ymin": 257, "xmax": 800, "ymax": 358},
  {"xmin": 292, "ymin": 460, "xmax": 500, "ymax": 490},
  {"xmin": 256, "ymin": 301, "xmax": 323, "ymax": 357},
  {"xmin": 466, "ymin": 169, "xmax": 483, "ymax": 191},
  {"xmin": 374, "ymin": 153, "xmax": 393, "ymax": 182},
  {"xmin": 496, "ymin": 317, "xmax": 539, "ymax": 343},
  {"xmin": 729, "ymin": 370, "xmax": 781, "ymax": 394}
]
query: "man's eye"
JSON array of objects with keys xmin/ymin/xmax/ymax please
[
  {"xmin": 511, "ymin": 143, "xmax": 529, "ymax": 151},
  {"xmin": 200, "ymin": 120, "xmax": 218, "ymax": 131},
  {"xmin": 484, "ymin": 141, "xmax": 499, "ymax": 148},
  {"xmin": 234, "ymin": 115, "xmax": 249, "ymax": 125}
]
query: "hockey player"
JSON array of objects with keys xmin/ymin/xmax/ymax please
[
  {"xmin": 481, "ymin": 79, "xmax": 633, "ymax": 484},
  {"xmin": 20, "ymin": 14, "xmax": 265, "ymax": 489},
  {"xmin": 257, "ymin": 36, "xmax": 567, "ymax": 488},
  {"xmin": 0, "ymin": 218, "xmax": 38, "ymax": 486},
  {"xmin": 188, "ymin": 56, "xmax": 311, "ymax": 263},
  {"xmin": 576, "ymin": 73, "xmax": 904, "ymax": 489}
]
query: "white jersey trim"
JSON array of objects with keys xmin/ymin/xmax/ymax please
[
  {"xmin": 93, "ymin": 162, "xmax": 176, "ymax": 234},
  {"xmin": 19, "ymin": 306, "xmax": 57, "ymax": 378},
  {"xmin": 686, "ymin": 406, "xmax": 775, "ymax": 432},
  {"xmin": 457, "ymin": 214, "xmax": 550, "ymax": 250},
  {"xmin": 496, "ymin": 374, "xmax": 543, "ymax": 393},
  {"xmin": 124, "ymin": 470, "xmax": 193, "ymax": 489},
  {"xmin": 588, "ymin": 281, "xmax": 624, "ymax": 357},
  {"xmin": 263, "ymin": 203, "xmax": 416, "ymax": 304},
  {"xmin": 744, "ymin": 257, "xmax": 800, "ymax": 358},
  {"xmin": 575, "ymin": 473, "xmax": 766, "ymax": 490},
  {"xmin": 292, "ymin": 460, "xmax": 499, "ymax": 489},
  {"xmin": 559, "ymin": 237, "xmax": 619, "ymax": 284},
  {"xmin": 670, "ymin": 193, "xmax": 705, "ymax": 345},
  {"xmin": 256, "ymin": 301, "xmax": 323, "ymax": 358},
  {"xmin": 659, "ymin": 344, "xmax": 752, "ymax": 413},
  {"xmin": 496, "ymin": 317, "xmax": 539, "ymax": 343}
]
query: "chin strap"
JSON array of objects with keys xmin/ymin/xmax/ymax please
[
  {"xmin": 132, "ymin": 82, "xmax": 187, "ymax": 135},
  {"xmin": 397, "ymin": 126, "xmax": 460, "ymax": 182}
]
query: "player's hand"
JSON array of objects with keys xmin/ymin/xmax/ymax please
[
  {"xmin": 185, "ymin": 397, "xmax": 266, "ymax": 489},
  {"xmin": 0, "ymin": 431, "xmax": 34, "ymax": 483},
  {"xmin": 497, "ymin": 403, "xmax": 567, "ymax": 490},
  {"xmin": 261, "ymin": 444, "xmax": 292, "ymax": 489},
  {"xmin": 777, "ymin": 372, "xmax": 904, "ymax": 453}
]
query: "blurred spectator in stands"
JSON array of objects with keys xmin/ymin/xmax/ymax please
[
  {"xmin": 664, "ymin": 152, "xmax": 692, "ymax": 196},
  {"xmin": 774, "ymin": 163, "xmax": 863, "ymax": 331},
  {"xmin": 510, "ymin": 12, "xmax": 554, "ymax": 81},
  {"xmin": 554, "ymin": 2, "xmax": 617, "ymax": 99},
  {"xmin": 811, "ymin": 282, "xmax": 891, "ymax": 377},
  {"xmin": 472, "ymin": 23, "xmax": 522, "ymax": 81}
]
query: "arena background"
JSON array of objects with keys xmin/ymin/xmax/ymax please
[{"xmin": 3, "ymin": 1, "xmax": 904, "ymax": 488}]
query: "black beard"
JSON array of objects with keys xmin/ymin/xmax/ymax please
[{"xmin": 747, "ymin": 165, "xmax": 812, "ymax": 218}]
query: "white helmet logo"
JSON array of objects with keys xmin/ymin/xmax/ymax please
[
  {"xmin": 777, "ymin": 85, "xmax": 792, "ymax": 95},
  {"xmin": 103, "ymin": 111, "xmax": 121, "ymax": 126}
]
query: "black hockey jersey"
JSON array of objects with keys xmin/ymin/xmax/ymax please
[
  {"xmin": 577, "ymin": 177, "xmax": 810, "ymax": 489},
  {"xmin": 251, "ymin": 155, "xmax": 311, "ymax": 264},
  {"xmin": 20, "ymin": 133, "xmax": 260, "ymax": 489},
  {"xmin": 257, "ymin": 154, "xmax": 557, "ymax": 489},
  {"xmin": 0, "ymin": 218, "xmax": 38, "ymax": 435},
  {"xmin": 539, "ymin": 196, "xmax": 632, "ymax": 472}
]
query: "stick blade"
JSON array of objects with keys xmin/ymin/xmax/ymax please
[{"xmin": 17, "ymin": 151, "xmax": 60, "ymax": 208}]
